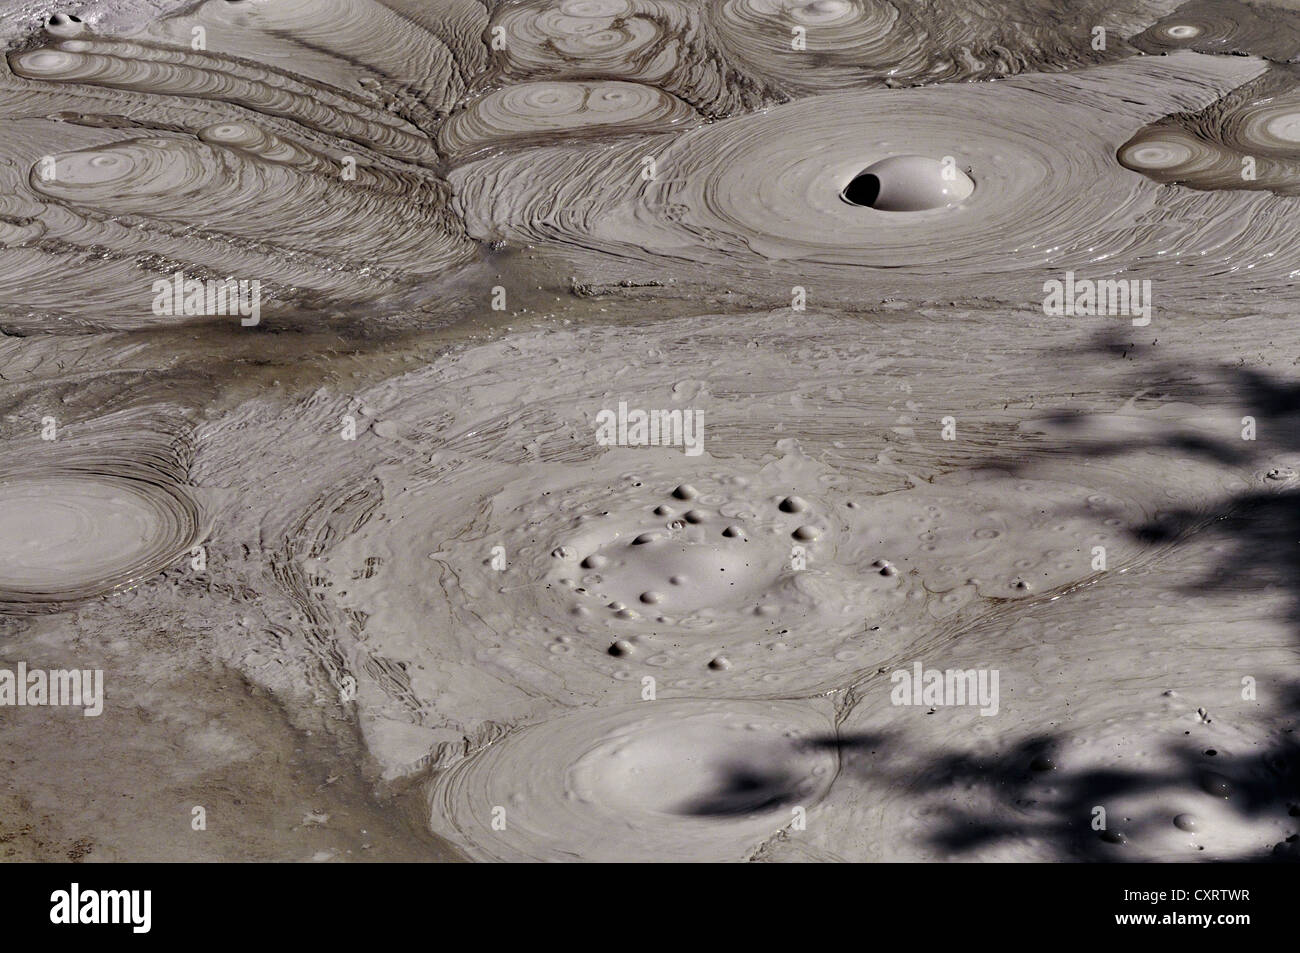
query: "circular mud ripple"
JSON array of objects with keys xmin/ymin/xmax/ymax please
[
  {"xmin": 0, "ymin": 468, "xmax": 202, "ymax": 612},
  {"xmin": 553, "ymin": 476, "xmax": 836, "ymax": 622},
  {"xmin": 1237, "ymin": 96, "xmax": 1300, "ymax": 154},
  {"xmin": 711, "ymin": 0, "xmax": 1160, "ymax": 90},
  {"xmin": 1136, "ymin": 14, "xmax": 1247, "ymax": 52},
  {"xmin": 493, "ymin": 0, "xmax": 689, "ymax": 85},
  {"xmin": 439, "ymin": 80, "xmax": 698, "ymax": 158},
  {"xmin": 1117, "ymin": 125, "xmax": 1250, "ymax": 190},
  {"xmin": 452, "ymin": 54, "xmax": 1283, "ymax": 292},
  {"xmin": 653, "ymin": 66, "xmax": 1180, "ymax": 268},
  {"xmin": 373, "ymin": 457, "xmax": 902, "ymax": 699},
  {"xmin": 29, "ymin": 136, "xmax": 468, "ymax": 281},
  {"xmin": 1119, "ymin": 74, "xmax": 1300, "ymax": 195},
  {"xmin": 428, "ymin": 699, "xmax": 837, "ymax": 861},
  {"xmin": 1131, "ymin": 1, "xmax": 1300, "ymax": 62},
  {"xmin": 715, "ymin": 0, "xmax": 923, "ymax": 87},
  {"xmin": 30, "ymin": 138, "xmax": 220, "ymax": 209},
  {"xmin": 8, "ymin": 37, "xmax": 436, "ymax": 165},
  {"xmin": 1, "ymin": 33, "xmax": 473, "ymax": 327},
  {"xmin": 488, "ymin": 0, "xmax": 759, "ymax": 115},
  {"xmin": 197, "ymin": 121, "xmax": 316, "ymax": 168}
]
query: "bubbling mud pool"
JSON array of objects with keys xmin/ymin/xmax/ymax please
[
  {"xmin": 0, "ymin": 411, "xmax": 206, "ymax": 613},
  {"xmin": 2, "ymin": 0, "xmax": 1300, "ymax": 864}
]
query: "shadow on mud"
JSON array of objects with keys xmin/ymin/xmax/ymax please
[{"xmin": 803, "ymin": 334, "xmax": 1300, "ymax": 860}]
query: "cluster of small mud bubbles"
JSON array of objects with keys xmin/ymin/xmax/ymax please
[{"xmin": 550, "ymin": 482, "xmax": 822, "ymax": 654}]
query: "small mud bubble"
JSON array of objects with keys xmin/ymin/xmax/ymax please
[
  {"xmin": 46, "ymin": 14, "xmax": 84, "ymax": 37},
  {"xmin": 1200, "ymin": 772, "xmax": 1233, "ymax": 799}
]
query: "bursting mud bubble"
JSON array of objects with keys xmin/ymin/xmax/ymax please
[{"xmin": 1, "ymin": 0, "xmax": 1299, "ymax": 866}]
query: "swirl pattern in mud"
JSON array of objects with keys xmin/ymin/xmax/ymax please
[
  {"xmin": 186, "ymin": 309, "xmax": 1185, "ymax": 810},
  {"xmin": 1120, "ymin": 65, "xmax": 1300, "ymax": 195},
  {"xmin": 181, "ymin": 302, "xmax": 1300, "ymax": 862},
  {"xmin": 439, "ymin": 80, "xmax": 698, "ymax": 159},
  {"xmin": 0, "ymin": 2, "xmax": 482, "ymax": 329},
  {"xmin": 452, "ymin": 53, "xmax": 1300, "ymax": 306},
  {"xmin": 709, "ymin": 0, "xmax": 1144, "ymax": 91},
  {"xmin": 0, "ymin": 411, "xmax": 205, "ymax": 613},
  {"xmin": 485, "ymin": 0, "xmax": 764, "ymax": 116},
  {"xmin": 428, "ymin": 699, "xmax": 838, "ymax": 862},
  {"xmin": 1131, "ymin": 0, "xmax": 1300, "ymax": 61}
]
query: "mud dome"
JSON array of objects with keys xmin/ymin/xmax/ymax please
[{"xmin": 2, "ymin": 0, "xmax": 1300, "ymax": 864}]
